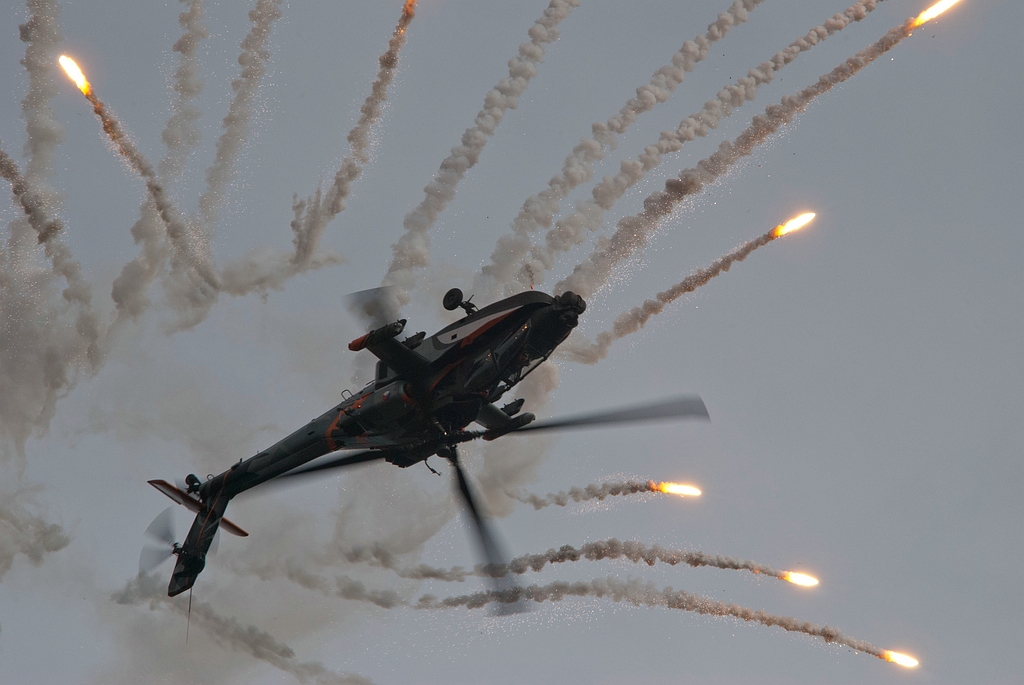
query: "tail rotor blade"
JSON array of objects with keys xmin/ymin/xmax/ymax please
[
  {"xmin": 143, "ymin": 507, "xmax": 176, "ymax": 546},
  {"xmin": 140, "ymin": 507, "xmax": 178, "ymax": 574},
  {"xmin": 139, "ymin": 544, "xmax": 175, "ymax": 575}
]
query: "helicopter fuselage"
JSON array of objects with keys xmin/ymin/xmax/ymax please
[{"xmin": 198, "ymin": 290, "xmax": 586, "ymax": 502}]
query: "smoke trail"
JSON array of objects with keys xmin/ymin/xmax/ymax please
[
  {"xmin": 478, "ymin": 0, "xmax": 764, "ymax": 297},
  {"xmin": 232, "ymin": 550, "xmax": 407, "ymax": 610},
  {"xmin": 351, "ymin": 538, "xmax": 791, "ymax": 585},
  {"xmin": 416, "ymin": 576, "xmax": 889, "ymax": 658},
  {"xmin": 502, "ymin": 539, "xmax": 789, "ymax": 580},
  {"xmin": 196, "ymin": 0, "xmax": 282, "ymax": 229},
  {"xmin": 158, "ymin": 0, "xmax": 209, "ymax": 181},
  {"xmin": 138, "ymin": 0, "xmax": 284, "ymax": 329},
  {"xmin": 217, "ymin": 246, "xmax": 344, "ymax": 297},
  {"xmin": 110, "ymin": 0, "xmax": 209, "ymax": 325},
  {"xmin": 290, "ymin": 0, "xmax": 418, "ymax": 269},
  {"xmin": 113, "ymin": 573, "xmax": 375, "ymax": 684},
  {"xmin": 109, "ymin": 200, "xmax": 172, "ymax": 324},
  {"xmin": 0, "ymin": 145, "xmax": 57, "ymax": 243},
  {"xmin": 521, "ymin": 0, "xmax": 885, "ymax": 292},
  {"xmin": 477, "ymin": 361, "xmax": 560, "ymax": 517},
  {"xmin": 70, "ymin": 78, "xmax": 220, "ymax": 302},
  {"xmin": 0, "ymin": 145, "xmax": 102, "ymax": 365},
  {"xmin": 557, "ymin": 16, "xmax": 914, "ymax": 300},
  {"xmin": 217, "ymin": 0, "xmax": 416, "ymax": 298},
  {"xmin": 19, "ymin": 0, "xmax": 62, "ymax": 187},
  {"xmin": 380, "ymin": 0, "xmax": 580, "ymax": 314},
  {"xmin": 514, "ymin": 478, "xmax": 657, "ymax": 509},
  {"xmin": 0, "ymin": 2, "xmax": 105, "ymax": 459},
  {"xmin": 0, "ymin": 489, "xmax": 70, "ymax": 585},
  {"xmin": 563, "ymin": 223, "xmax": 788, "ymax": 364}
]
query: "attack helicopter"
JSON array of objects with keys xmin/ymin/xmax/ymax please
[{"xmin": 143, "ymin": 287, "xmax": 709, "ymax": 598}]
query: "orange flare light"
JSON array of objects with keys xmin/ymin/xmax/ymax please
[
  {"xmin": 651, "ymin": 482, "xmax": 701, "ymax": 497},
  {"xmin": 58, "ymin": 55, "xmax": 91, "ymax": 96},
  {"xmin": 912, "ymin": 0, "xmax": 962, "ymax": 27},
  {"xmin": 780, "ymin": 571, "xmax": 819, "ymax": 587},
  {"xmin": 771, "ymin": 212, "xmax": 816, "ymax": 238},
  {"xmin": 882, "ymin": 650, "xmax": 920, "ymax": 668}
]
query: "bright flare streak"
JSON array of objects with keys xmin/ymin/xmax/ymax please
[
  {"xmin": 883, "ymin": 650, "xmax": 920, "ymax": 668},
  {"xmin": 58, "ymin": 55, "xmax": 91, "ymax": 96},
  {"xmin": 772, "ymin": 212, "xmax": 816, "ymax": 238},
  {"xmin": 912, "ymin": 0, "xmax": 962, "ymax": 27},
  {"xmin": 780, "ymin": 571, "xmax": 819, "ymax": 587},
  {"xmin": 653, "ymin": 482, "xmax": 702, "ymax": 497}
]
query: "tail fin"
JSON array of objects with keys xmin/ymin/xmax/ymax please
[{"xmin": 168, "ymin": 493, "xmax": 229, "ymax": 597}]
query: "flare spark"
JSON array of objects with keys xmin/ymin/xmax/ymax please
[
  {"xmin": 57, "ymin": 55, "xmax": 90, "ymax": 95},
  {"xmin": 913, "ymin": 0, "xmax": 962, "ymax": 27},
  {"xmin": 882, "ymin": 650, "xmax": 920, "ymax": 667},
  {"xmin": 780, "ymin": 571, "xmax": 819, "ymax": 587}
]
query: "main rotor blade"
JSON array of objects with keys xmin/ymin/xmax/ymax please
[
  {"xmin": 452, "ymin": 459, "xmax": 503, "ymax": 571},
  {"xmin": 143, "ymin": 507, "xmax": 176, "ymax": 546},
  {"xmin": 514, "ymin": 395, "xmax": 709, "ymax": 434},
  {"xmin": 274, "ymin": 450, "xmax": 387, "ymax": 481},
  {"xmin": 346, "ymin": 286, "xmax": 400, "ymax": 330},
  {"xmin": 450, "ymin": 448, "xmax": 528, "ymax": 614}
]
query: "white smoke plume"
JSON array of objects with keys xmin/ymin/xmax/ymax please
[
  {"xmin": 158, "ymin": 0, "xmax": 209, "ymax": 181},
  {"xmin": 217, "ymin": 246, "xmax": 343, "ymax": 297},
  {"xmin": 415, "ymin": 576, "xmax": 890, "ymax": 659},
  {"xmin": 0, "ymin": 145, "xmax": 101, "ymax": 369},
  {"xmin": 0, "ymin": 489, "xmax": 70, "ymax": 586},
  {"xmin": 519, "ymin": 0, "xmax": 886, "ymax": 292},
  {"xmin": 19, "ymin": 0, "xmax": 62, "ymax": 186},
  {"xmin": 237, "ymin": 561, "xmax": 414, "ymax": 610},
  {"xmin": 155, "ymin": 0, "xmax": 284, "ymax": 328},
  {"xmin": 513, "ymin": 478, "xmax": 657, "ymax": 509},
  {"xmin": 0, "ymin": 1, "xmax": 103, "ymax": 460},
  {"xmin": 557, "ymin": 15, "xmax": 914, "ymax": 300},
  {"xmin": 501, "ymin": 539, "xmax": 789, "ymax": 580},
  {"xmin": 196, "ymin": 0, "xmax": 282, "ymax": 230},
  {"xmin": 380, "ymin": 0, "xmax": 581, "ymax": 315},
  {"xmin": 345, "ymin": 538, "xmax": 791, "ymax": 585},
  {"xmin": 478, "ymin": 0, "xmax": 765, "ymax": 297},
  {"xmin": 216, "ymin": 0, "xmax": 416, "ymax": 298},
  {"xmin": 290, "ymin": 0, "xmax": 419, "ymax": 269},
  {"xmin": 477, "ymin": 361, "xmax": 560, "ymax": 517},
  {"xmin": 562, "ymin": 224, "xmax": 783, "ymax": 363},
  {"xmin": 74, "ymin": 85, "xmax": 220, "ymax": 307},
  {"xmin": 109, "ymin": 199, "xmax": 171, "ymax": 324},
  {"xmin": 112, "ymin": 573, "xmax": 374, "ymax": 684},
  {"xmin": 112, "ymin": 0, "xmax": 207, "ymax": 325}
]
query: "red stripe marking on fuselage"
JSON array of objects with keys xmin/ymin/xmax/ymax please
[{"xmin": 459, "ymin": 311, "xmax": 512, "ymax": 348}]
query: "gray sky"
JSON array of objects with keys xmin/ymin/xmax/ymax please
[{"xmin": 0, "ymin": 0, "xmax": 1021, "ymax": 683}]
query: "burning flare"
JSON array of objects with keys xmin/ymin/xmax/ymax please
[
  {"xmin": 882, "ymin": 650, "xmax": 920, "ymax": 668},
  {"xmin": 771, "ymin": 212, "xmax": 815, "ymax": 238},
  {"xmin": 780, "ymin": 571, "xmax": 819, "ymax": 587},
  {"xmin": 651, "ymin": 481, "xmax": 702, "ymax": 497},
  {"xmin": 913, "ymin": 0, "xmax": 962, "ymax": 28},
  {"xmin": 58, "ymin": 55, "xmax": 90, "ymax": 96}
]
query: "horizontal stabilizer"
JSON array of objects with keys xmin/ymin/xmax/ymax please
[{"xmin": 148, "ymin": 480, "xmax": 248, "ymax": 537}]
